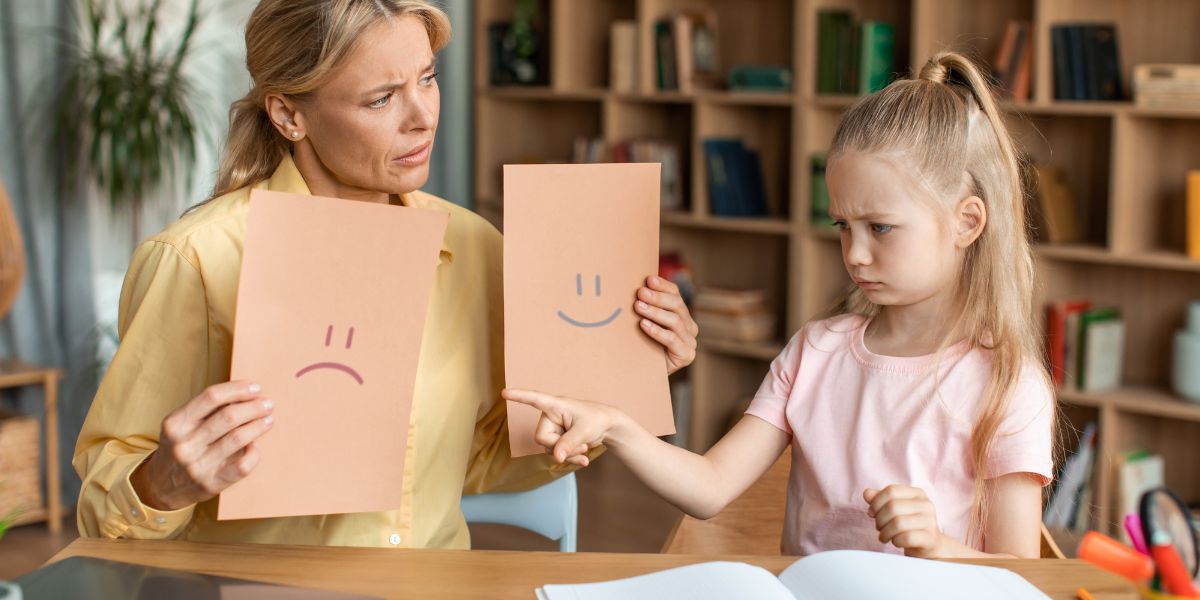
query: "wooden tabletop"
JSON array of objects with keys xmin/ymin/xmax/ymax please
[{"xmin": 50, "ymin": 537, "xmax": 1138, "ymax": 599}]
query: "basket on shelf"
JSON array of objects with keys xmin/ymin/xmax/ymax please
[
  {"xmin": 0, "ymin": 178, "xmax": 25, "ymax": 321},
  {"xmin": 0, "ymin": 409, "xmax": 41, "ymax": 523}
]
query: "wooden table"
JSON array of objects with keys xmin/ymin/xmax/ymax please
[
  {"xmin": 46, "ymin": 537, "xmax": 1135, "ymax": 600},
  {"xmin": 0, "ymin": 359, "xmax": 62, "ymax": 534}
]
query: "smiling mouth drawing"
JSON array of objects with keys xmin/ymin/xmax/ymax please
[
  {"xmin": 295, "ymin": 325, "xmax": 365, "ymax": 384},
  {"xmin": 557, "ymin": 308, "xmax": 623, "ymax": 328},
  {"xmin": 557, "ymin": 273, "xmax": 622, "ymax": 328}
]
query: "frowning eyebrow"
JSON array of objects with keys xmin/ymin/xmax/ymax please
[
  {"xmin": 363, "ymin": 57, "xmax": 438, "ymax": 96},
  {"xmin": 828, "ymin": 210, "xmax": 897, "ymax": 221}
]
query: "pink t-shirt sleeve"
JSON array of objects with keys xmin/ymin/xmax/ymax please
[
  {"xmin": 985, "ymin": 364, "xmax": 1055, "ymax": 485},
  {"xmin": 745, "ymin": 328, "xmax": 806, "ymax": 436}
]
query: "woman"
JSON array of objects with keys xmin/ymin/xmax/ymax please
[{"xmin": 73, "ymin": 0, "xmax": 697, "ymax": 549}]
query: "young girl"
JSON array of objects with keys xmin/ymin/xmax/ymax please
[{"xmin": 504, "ymin": 52, "xmax": 1055, "ymax": 559}]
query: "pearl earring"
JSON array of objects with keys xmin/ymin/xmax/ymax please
[{"xmin": 291, "ymin": 131, "xmax": 300, "ymax": 139}]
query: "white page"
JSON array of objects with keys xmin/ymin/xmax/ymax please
[
  {"xmin": 539, "ymin": 561, "xmax": 796, "ymax": 600},
  {"xmin": 778, "ymin": 551, "xmax": 1050, "ymax": 600}
]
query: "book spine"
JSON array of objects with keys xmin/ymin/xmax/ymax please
[
  {"xmin": 1188, "ymin": 171, "xmax": 1200, "ymax": 260},
  {"xmin": 1052, "ymin": 26, "xmax": 1072, "ymax": 100},
  {"xmin": 1067, "ymin": 26, "xmax": 1089, "ymax": 101}
]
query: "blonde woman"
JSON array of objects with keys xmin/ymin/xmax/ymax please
[
  {"xmin": 73, "ymin": 0, "xmax": 698, "ymax": 547},
  {"xmin": 508, "ymin": 52, "xmax": 1055, "ymax": 558}
]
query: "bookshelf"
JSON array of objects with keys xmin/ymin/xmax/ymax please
[{"xmin": 473, "ymin": 0, "xmax": 1200, "ymax": 541}]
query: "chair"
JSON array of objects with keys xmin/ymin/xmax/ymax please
[
  {"xmin": 461, "ymin": 472, "xmax": 578, "ymax": 552},
  {"xmin": 1040, "ymin": 523, "xmax": 1066, "ymax": 559}
]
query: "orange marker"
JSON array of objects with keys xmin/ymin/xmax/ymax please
[
  {"xmin": 1076, "ymin": 588, "xmax": 1096, "ymax": 600},
  {"xmin": 1078, "ymin": 531, "xmax": 1155, "ymax": 582},
  {"xmin": 1150, "ymin": 532, "xmax": 1200, "ymax": 598}
]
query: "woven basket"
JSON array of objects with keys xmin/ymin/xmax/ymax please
[
  {"xmin": 0, "ymin": 410, "xmax": 41, "ymax": 521},
  {"xmin": 0, "ymin": 178, "xmax": 25, "ymax": 321}
]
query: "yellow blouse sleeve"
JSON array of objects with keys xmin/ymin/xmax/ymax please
[{"xmin": 72, "ymin": 240, "xmax": 211, "ymax": 538}]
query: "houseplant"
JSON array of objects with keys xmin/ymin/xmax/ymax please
[{"xmin": 52, "ymin": 0, "xmax": 207, "ymax": 242}]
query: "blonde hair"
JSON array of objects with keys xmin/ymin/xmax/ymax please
[
  {"xmin": 828, "ymin": 51, "xmax": 1053, "ymax": 547},
  {"xmin": 208, "ymin": 0, "xmax": 451, "ymax": 201}
]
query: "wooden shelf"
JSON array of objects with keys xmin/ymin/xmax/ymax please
[
  {"xmin": 662, "ymin": 212, "xmax": 792, "ymax": 235},
  {"xmin": 475, "ymin": 0, "xmax": 1200, "ymax": 524},
  {"xmin": 1060, "ymin": 387, "xmax": 1200, "ymax": 423},
  {"xmin": 698, "ymin": 338, "xmax": 785, "ymax": 362},
  {"xmin": 1035, "ymin": 244, "xmax": 1200, "ymax": 273}
]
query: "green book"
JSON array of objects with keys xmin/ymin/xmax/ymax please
[
  {"xmin": 817, "ymin": 10, "xmax": 852, "ymax": 94},
  {"xmin": 858, "ymin": 21, "xmax": 895, "ymax": 94},
  {"xmin": 810, "ymin": 153, "xmax": 833, "ymax": 227},
  {"xmin": 1076, "ymin": 306, "xmax": 1122, "ymax": 390}
]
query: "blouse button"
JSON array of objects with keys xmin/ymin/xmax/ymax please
[{"xmin": 389, "ymin": 533, "xmax": 401, "ymax": 545}]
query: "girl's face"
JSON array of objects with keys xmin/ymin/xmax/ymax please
[
  {"xmin": 826, "ymin": 152, "xmax": 982, "ymax": 309},
  {"xmin": 279, "ymin": 16, "xmax": 440, "ymax": 199}
]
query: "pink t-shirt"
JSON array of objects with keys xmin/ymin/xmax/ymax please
[{"xmin": 746, "ymin": 314, "xmax": 1054, "ymax": 556}]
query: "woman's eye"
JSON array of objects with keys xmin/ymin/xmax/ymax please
[
  {"xmin": 369, "ymin": 93, "xmax": 391, "ymax": 108},
  {"xmin": 831, "ymin": 220, "xmax": 848, "ymax": 231},
  {"xmin": 872, "ymin": 224, "xmax": 893, "ymax": 234}
]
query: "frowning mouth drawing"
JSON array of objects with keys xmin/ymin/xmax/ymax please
[{"xmin": 295, "ymin": 325, "xmax": 364, "ymax": 384}]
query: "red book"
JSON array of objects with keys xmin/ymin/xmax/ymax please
[{"xmin": 1046, "ymin": 299, "xmax": 1092, "ymax": 388}]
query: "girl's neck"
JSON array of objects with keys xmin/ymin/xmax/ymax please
[{"xmin": 866, "ymin": 292, "xmax": 962, "ymax": 358}]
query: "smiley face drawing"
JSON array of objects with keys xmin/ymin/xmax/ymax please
[
  {"xmin": 557, "ymin": 273, "xmax": 623, "ymax": 328},
  {"xmin": 294, "ymin": 325, "xmax": 364, "ymax": 384}
]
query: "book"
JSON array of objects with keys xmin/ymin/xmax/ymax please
[
  {"xmin": 672, "ymin": 10, "xmax": 720, "ymax": 93},
  {"xmin": 534, "ymin": 550, "xmax": 1051, "ymax": 600},
  {"xmin": 993, "ymin": 21, "xmax": 1033, "ymax": 101},
  {"xmin": 694, "ymin": 311, "xmax": 776, "ymax": 343},
  {"xmin": 816, "ymin": 10, "xmax": 853, "ymax": 94},
  {"xmin": 702, "ymin": 138, "xmax": 768, "ymax": 217},
  {"xmin": 1033, "ymin": 166, "xmax": 1082, "ymax": 243},
  {"xmin": 1117, "ymin": 452, "xmax": 1164, "ymax": 544},
  {"xmin": 694, "ymin": 287, "xmax": 768, "ymax": 314},
  {"xmin": 1083, "ymin": 25, "xmax": 1123, "ymax": 100},
  {"xmin": 1078, "ymin": 307, "xmax": 1124, "ymax": 392},
  {"xmin": 1044, "ymin": 422, "xmax": 1096, "ymax": 531},
  {"xmin": 1134, "ymin": 64, "xmax": 1200, "ymax": 108},
  {"xmin": 1051, "ymin": 26, "xmax": 1072, "ymax": 100},
  {"xmin": 1045, "ymin": 299, "xmax": 1092, "ymax": 388},
  {"xmin": 810, "ymin": 153, "xmax": 833, "ymax": 227},
  {"xmin": 655, "ymin": 20, "xmax": 677, "ymax": 90},
  {"xmin": 1190, "ymin": 170, "xmax": 1200, "ymax": 260},
  {"xmin": 610, "ymin": 21, "xmax": 638, "ymax": 93},
  {"xmin": 728, "ymin": 65, "xmax": 793, "ymax": 92},
  {"xmin": 857, "ymin": 21, "xmax": 894, "ymax": 94}
]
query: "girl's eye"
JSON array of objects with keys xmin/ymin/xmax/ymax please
[
  {"xmin": 872, "ymin": 223, "xmax": 893, "ymax": 234},
  {"xmin": 422, "ymin": 71, "xmax": 439, "ymax": 86},
  {"xmin": 369, "ymin": 93, "xmax": 391, "ymax": 108}
]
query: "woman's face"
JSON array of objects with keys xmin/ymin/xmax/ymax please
[{"xmin": 288, "ymin": 16, "xmax": 440, "ymax": 199}]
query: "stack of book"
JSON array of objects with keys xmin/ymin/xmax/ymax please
[
  {"xmin": 1045, "ymin": 299, "xmax": 1125, "ymax": 392},
  {"xmin": 1050, "ymin": 24, "xmax": 1123, "ymax": 101},
  {"xmin": 693, "ymin": 287, "xmax": 776, "ymax": 343},
  {"xmin": 654, "ymin": 10, "xmax": 720, "ymax": 93},
  {"xmin": 816, "ymin": 10, "xmax": 895, "ymax": 95},
  {"xmin": 1134, "ymin": 64, "xmax": 1200, "ymax": 108},
  {"xmin": 702, "ymin": 138, "xmax": 767, "ymax": 218},
  {"xmin": 572, "ymin": 137, "xmax": 684, "ymax": 211},
  {"xmin": 992, "ymin": 20, "xmax": 1034, "ymax": 101}
]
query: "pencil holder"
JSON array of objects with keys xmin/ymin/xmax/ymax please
[{"xmin": 1174, "ymin": 301, "xmax": 1200, "ymax": 403}]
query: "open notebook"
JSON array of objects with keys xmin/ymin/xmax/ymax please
[{"xmin": 535, "ymin": 550, "xmax": 1050, "ymax": 600}]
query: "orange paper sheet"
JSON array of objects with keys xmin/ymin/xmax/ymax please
[
  {"xmin": 219, "ymin": 189, "xmax": 448, "ymax": 520},
  {"xmin": 503, "ymin": 163, "xmax": 674, "ymax": 457}
]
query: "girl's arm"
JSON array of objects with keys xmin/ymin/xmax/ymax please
[
  {"xmin": 865, "ymin": 472, "xmax": 1044, "ymax": 558},
  {"xmin": 503, "ymin": 389, "xmax": 790, "ymax": 519}
]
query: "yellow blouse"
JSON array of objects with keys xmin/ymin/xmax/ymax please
[{"xmin": 73, "ymin": 154, "xmax": 581, "ymax": 548}]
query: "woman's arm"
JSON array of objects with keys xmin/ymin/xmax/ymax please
[
  {"xmin": 504, "ymin": 390, "xmax": 790, "ymax": 519},
  {"xmin": 865, "ymin": 472, "xmax": 1044, "ymax": 558}
]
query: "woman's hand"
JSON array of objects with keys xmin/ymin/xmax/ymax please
[
  {"xmin": 502, "ymin": 389, "xmax": 628, "ymax": 466},
  {"xmin": 130, "ymin": 381, "xmax": 274, "ymax": 511},
  {"xmin": 865, "ymin": 484, "xmax": 947, "ymax": 558},
  {"xmin": 635, "ymin": 276, "xmax": 698, "ymax": 375}
]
